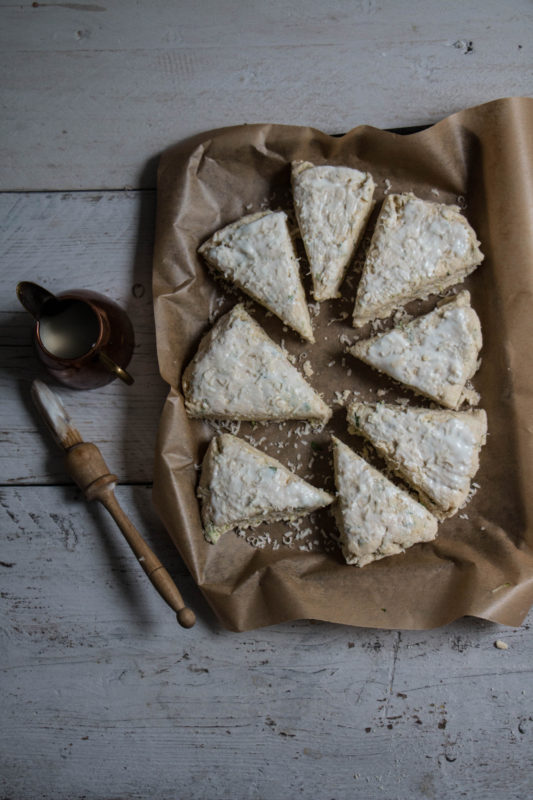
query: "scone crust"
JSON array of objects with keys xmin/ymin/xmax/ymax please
[
  {"xmin": 292, "ymin": 161, "xmax": 375, "ymax": 301},
  {"xmin": 332, "ymin": 436, "xmax": 438, "ymax": 567},
  {"xmin": 349, "ymin": 291, "xmax": 482, "ymax": 409},
  {"xmin": 182, "ymin": 304, "xmax": 332, "ymax": 423},
  {"xmin": 347, "ymin": 402, "xmax": 487, "ymax": 518},
  {"xmin": 198, "ymin": 210, "xmax": 314, "ymax": 342},
  {"xmin": 198, "ymin": 433, "xmax": 334, "ymax": 543},
  {"xmin": 353, "ymin": 193, "xmax": 484, "ymax": 326}
]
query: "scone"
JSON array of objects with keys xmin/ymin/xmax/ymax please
[
  {"xmin": 348, "ymin": 291, "xmax": 482, "ymax": 409},
  {"xmin": 353, "ymin": 193, "xmax": 484, "ymax": 326},
  {"xmin": 198, "ymin": 210, "xmax": 314, "ymax": 342},
  {"xmin": 198, "ymin": 434, "xmax": 334, "ymax": 543},
  {"xmin": 332, "ymin": 436, "xmax": 438, "ymax": 566},
  {"xmin": 291, "ymin": 161, "xmax": 375, "ymax": 301},
  {"xmin": 182, "ymin": 304, "xmax": 332, "ymax": 423},
  {"xmin": 347, "ymin": 402, "xmax": 488, "ymax": 519}
]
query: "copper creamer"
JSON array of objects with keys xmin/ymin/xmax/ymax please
[{"xmin": 17, "ymin": 282, "xmax": 134, "ymax": 389}]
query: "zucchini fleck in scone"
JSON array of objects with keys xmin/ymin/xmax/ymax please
[
  {"xmin": 349, "ymin": 291, "xmax": 482, "ymax": 409},
  {"xmin": 198, "ymin": 210, "xmax": 314, "ymax": 342},
  {"xmin": 331, "ymin": 436, "xmax": 438, "ymax": 567},
  {"xmin": 353, "ymin": 192, "xmax": 484, "ymax": 326},
  {"xmin": 291, "ymin": 161, "xmax": 375, "ymax": 301},
  {"xmin": 346, "ymin": 402, "xmax": 488, "ymax": 519},
  {"xmin": 198, "ymin": 434, "xmax": 334, "ymax": 543},
  {"xmin": 182, "ymin": 304, "xmax": 331, "ymax": 423}
]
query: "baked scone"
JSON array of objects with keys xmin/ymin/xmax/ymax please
[
  {"xmin": 198, "ymin": 434, "xmax": 334, "ymax": 543},
  {"xmin": 182, "ymin": 304, "xmax": 332, "ymax": 423},
  {"xmin": 331, "ymin": 436, "xmax": 438, "ymax": 567},
  {"xmin": 348, "ymin": 291, "xmax": 482, "ymax": 409},
  {"xmin": 198, "ymin": 210, "xmax": 314, "ymax": 342},
  {"xmin": 353, "ymin": 193, "xmax": 484, "ymax": 326},
  {"xmin": 346, "ymin": 402, "xmax": 487, "ymax": 519},
  {"xmin": 291, "ymin": 161, "xmax": 375, "ymax": 301}
]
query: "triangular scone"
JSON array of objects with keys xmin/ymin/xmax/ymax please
[
  {"xmin": 349, "ymin": 291, "xmax": 482, "ymax": 409},
  {"xmin": 198, "ymin": 434, "xmax": 334, "ymax": 543},
  {"xmin": 182, "ymin": 304, "xmax": 331, "ymax": 423},
  {"xmin": 353, "ymin": 193, "xmax": 484, "ymax": 325},
  {"xmin": 198, "ymin": 211, "xmax": 314, "ymax": 342},
  {"xmin": 331, "ymin": 437, "xmax": 438, "ymax": 567},
  {"xmin": 347, "ymin": 402, "xmax": 488, "ymax": 519},
  {"xmin": 291, "ymin": 161, "xmax": 375, "ymax": 301}
]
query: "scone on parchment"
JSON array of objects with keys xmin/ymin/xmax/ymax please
[
  {"xmin": 182, "ymin": 304, "xmax": 331, "ymax": 423},
  {"xmin": 346, "ymin": 402, "xmax": 488, "ymax": 519},
  {"xmin": 198, "ymin": 434, "xmax": 334, "ymax": 543},
  {"xmin": 349, "ymin": 291, "xmax": 482, "ymax": 409},
  {"xmin": 353, "ymin": 193, "xmax": 484, "ymax": 326},
  {"xmin": 291, "ymin": 161, "xmax": 375, "ymax": 301},
  {"xmin": 198, "ymin": 210, "xmax": 314, "ymax": 342},
  {"xmin": 332, "ymin": 436, "xmax": 438, "ymax": 567}
]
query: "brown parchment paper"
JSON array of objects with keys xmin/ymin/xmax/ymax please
[{"xmin": 152, "ymin": 97, "xmax": 533, "ymax": 632}]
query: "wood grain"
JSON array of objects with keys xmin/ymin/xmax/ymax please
[
  {"xmin": 1, "ymin": 0, "xmax": 531, "ymax": 190},
  {"xmin": 2, "ymin": 7, "xmax": 533, "ymax": 797},
  {"xmin": 1, "ymin": 484, "xmax": 532, "ymax": 800}
]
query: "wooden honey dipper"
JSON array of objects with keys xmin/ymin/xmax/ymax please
[{"xmin": 31, "ymin": 379, "xmax": 195, "ymax": 628}]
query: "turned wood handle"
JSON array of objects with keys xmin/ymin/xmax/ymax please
[{"xmin": 65, "ymin": 442, "xmax": 195, "ymax": 629}]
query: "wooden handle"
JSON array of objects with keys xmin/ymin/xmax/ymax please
[
  {"xmin": 65, "ymin": 442, "xmax": 195, "ymax": 628},
  {"xmin": 98, "ymin": 491, "xmax": 196, "ymax": 628}
]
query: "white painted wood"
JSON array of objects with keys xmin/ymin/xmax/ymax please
[
  {"xmin": 1, "ymin": 0, "xmax": 531, "ymax": 190},
  {"xmin": 0, "ymin": 484, "xmax": 532, "ymax": 800},
  {"xmin": 0, "ymin": 191, "xmax": 168, "ymax": 484},
  {"xmin": 2, "ymin": 7, "xmax": 532, "ymax": 797}
]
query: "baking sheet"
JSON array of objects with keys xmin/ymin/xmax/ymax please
[{"xmin": 152, "ymin": 97, "xmax": 533, "ymax": 632}]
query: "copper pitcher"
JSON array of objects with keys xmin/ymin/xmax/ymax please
[{"xmin": 17, "ymin": 282, "xmax": 134, "ymax": 389}]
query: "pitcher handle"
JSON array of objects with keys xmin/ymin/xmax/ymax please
[{"xmin": 98, "ymin": 351, "xmax": 134, "ymax": 385}]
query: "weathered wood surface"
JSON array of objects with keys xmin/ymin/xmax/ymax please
[
  {"xmin": 2, "ymin": 3, "xmax": 533, "ymax": 797},
  {"xmin": 1, "ymin": 0, "xmax": 532, "ymax": 190},
  {"xmin": 2, "ymin": 171, "xmax": 533, "ymax": 800},
  {"xmin": 0, "ymin": 190, "xmax": 167, "ymax": 484},
  {"xmin": 1, "ymin": 485, "xmax": 532, "ymax": 800}
]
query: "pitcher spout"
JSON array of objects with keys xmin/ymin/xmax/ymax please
[{"xmin": 16, "ymin": 282, "xmax": 58, "ymax": 319}]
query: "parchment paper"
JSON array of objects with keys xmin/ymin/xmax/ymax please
[{"xmin": 152, "ymin": 97, "xmax": 533, "ymax": 632}]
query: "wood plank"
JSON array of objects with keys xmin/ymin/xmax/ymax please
[
  {"xmin": 2, "ymin": 6, "xmax": 532, "ymax": 796},
  {"xmin": 1, "ymin": 0, "xmax": 531, "ymax": 190},
  {"xmin": 0, "ymin": 484, "xmax": 531, "ymax": 800},
  {"xmin": 0, "ymin": 191, "xmax": 168, "ymax": 485}
]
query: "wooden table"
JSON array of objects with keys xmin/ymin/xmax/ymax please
[{"xmin": 1, "ymin": 3, "xmax": 532, "ymax": 798}]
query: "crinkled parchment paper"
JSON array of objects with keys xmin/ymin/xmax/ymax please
[{"xmin": 152, "ymin": 97, "xmax": 533, "ymax": 631}]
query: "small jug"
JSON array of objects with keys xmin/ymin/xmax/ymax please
[{"xmin": 17, "ymin": 282, "xmax": 135, "ymax": 389}]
